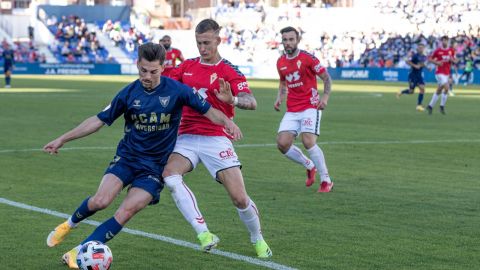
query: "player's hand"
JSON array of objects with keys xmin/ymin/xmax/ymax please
[
  {"xmin": 224, "ymin": 120, "xmax": 243, "ymax": 141},
  {"xmin": 214, "ymin": 78, "xmax": 235, "ymax": 105},
  {"xmin": 274, "ymin": 98, "xmax": 282, "ymax": 111},
  {"xmin": 43, "ymin": 138, "xmax": 64, "ymax": 155},
  {"xmin": 317, "ymin": 96, "xmax": 328, "ymax": 110}
]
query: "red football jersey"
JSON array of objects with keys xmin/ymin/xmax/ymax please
[
  {"xmin": 429, "ymin": 47, "xmax": 455, "ymax": 75},
  {"xmin": 162, "ymin": 48, "xmax": 184, "ymax": 78},
  {"xmin": 277, "ymin": 50, "xmax": 326, "ymax": 112},
  {"xmin": 170, "ymin": 57, "xmax": 251, "ymax": 137}
]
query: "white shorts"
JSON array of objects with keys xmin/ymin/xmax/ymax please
[
  {"xmin": 435, "ymin": 74, "xmax": 450, "ymax": 86},
  {"xmin": 278, "ymin": 108, "xmax": 322, "ymax": 136},
  {"xmin": 173, "ymin": 134, "xmax": 241, "ymax": 180}
]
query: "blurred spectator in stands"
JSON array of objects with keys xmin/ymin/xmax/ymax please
[
  {"xmin": 61, "ymin": 42, "xmax": 71, "ymax": 56},
  {"xmin": 66, "ymin": 53, "xmax": 75, "ymax": 63}
]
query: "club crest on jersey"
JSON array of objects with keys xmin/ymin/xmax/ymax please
[
  {"xmin": 159, "ymin": 96, "xmax": 170, "ymax": 107},
  {"xmin": 210, "ymin": 73, "xmax": 218, "ymax": 84},
  {"xmin": 297, "ymin": 60, "xmax": 302, "ymax": 69}
]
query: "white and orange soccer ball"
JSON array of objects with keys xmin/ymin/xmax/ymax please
[{"xmin": 76, "ymin": 241, "xmax": 113, "ymax": 270}]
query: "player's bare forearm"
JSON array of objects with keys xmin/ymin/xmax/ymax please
[
  {"xmin": 204, "ymin": 107, "xmax": 230, "ymax": 126},
  {"xmin": 235, "ymin": 92, "xmax": 257, "ymax": 110},
  {"xmin": 204, "ymin": 108, "xmax": 243, "ymax": 140},
  {"xmin": 44, "ymin": 116, "xmax": 104, "ymax": 154},
  {"xmin": 278, "ymin": 81, "xmax": 287, "ymax": 100},
  {"xmin": 319, "ymin": 72, "xmax": 332, "ymax": 96},
  {"xmin": 59, "ymin": 116, "xmax": 104, "ymax": 144}
]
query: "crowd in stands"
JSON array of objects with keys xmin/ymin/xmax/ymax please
[
  {"xmin": 45, "ymin": 15, "xmax": 113, "ymax": 63},
  {"xmin": 101, "ymin": 19, "xmax": 151, "ymax": 59},
  {"xmin": 215, "ymin": 1, "xmax": 480, "ymax": 72},
  {"xmin": 0, "ymin": 39, "xmax": 45, "ymax": 64},
  {"xmin": 28, "ymin": 2, "xmax": 479, "ymax": 72},
  {"xmin": 376, "ymin": 0, "xmax": 480, "ymax": 26}
]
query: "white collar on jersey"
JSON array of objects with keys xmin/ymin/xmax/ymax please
[
  {"xmin": 200, "ymin": 57, "xmax": 223, "ymax": 66},
  {"xmin": 286, "ymin": 49, "xmax": 300, "ymax": 60}
]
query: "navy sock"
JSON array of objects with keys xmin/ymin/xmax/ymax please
[
  {"xmin": 81, "ymin": 217, "xmax": 123, "ymax": 244},
  {"xmin": 6, "ymin": 76, "xmax": 11, "ymax": 85},
  {"xmin": 401, "ymin": 89, "xmax": 411, "ymax": 94},
  {"xmin": 71, "ymin": 197, "xmax": 97, "ymax": 223},
  {"xmin": 417, "ymin": 93, "xmax": 424, "ymax": 105}
]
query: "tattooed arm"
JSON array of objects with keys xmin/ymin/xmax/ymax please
[
  {"xmin": 274, "ymin": 80, "xmax": 287, "ymax": 111},
  {"xmin": 317, "ymin": 71, "xmax": 332, "ymax": 110},
  {"xmin": 214, "ymin": 78, "xmax": 257, "ymax": 110},
  {"xmin": 235, "ymin": 92, "xmax": 257, "ymax": 110}
]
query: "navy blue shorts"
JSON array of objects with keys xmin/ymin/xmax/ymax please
[
  {"xmin": 105, "ymin": 156, "xmax": 164, "ymax": 205},
  {"xmin": 4, "ymin": 64, "xmax": 12, "ymax": 73},
  {"xmin": 408, "ymin": 75, "xmax": 424, "ymax": 90}
]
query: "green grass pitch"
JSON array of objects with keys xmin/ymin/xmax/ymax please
[{"xmin": 0, "ymin": 75, "xmax": 479, "ymax": 269}]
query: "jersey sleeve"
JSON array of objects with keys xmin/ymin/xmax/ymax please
[
  {"xmin": 179, "ymin": 84, "xmax": 211, "ymax": 115},
  {"xmin": 169, "ymin": 60, "xmax": 186, "ymax": 82},
  {"xmin": 310, "ymin": 55, "xmax": 326, "ymax": 76},
  {"xmin": 96, "ymin": 88, "xmax": 128, "ymax": 126},
  {"xmin": 225, "ymin": 66, "xmax": 252, "ymax": 96},
  {"xmin": 276, "ymin": 58, "xmax": 285, "ymax": 81}
]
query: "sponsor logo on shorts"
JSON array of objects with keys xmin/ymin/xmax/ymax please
[
  {"xmin": 302, "ymin": 118, "xmax": 313, "ymax": 127},
  {"xmin": 219, "ymin": 148, "xmax": 237, "ymax": 160},
  {"xmin": 148, "ymin": 175, "xmax": 161, "ymax": 183}
]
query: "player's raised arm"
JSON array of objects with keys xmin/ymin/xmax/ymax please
[
  {"xmin": 203, "ymin": 107, "xmax": 243, "ymax": 141},
  {"xmin": 317, "ymin": 70, "xmax": 332, "ymax": 110},
  {"xmin": 274, "ymin": 80, "xmax": 287, "ymax": 111},
  {"xmin": 43, "ymin": 116, "xmax": 105, "ymax": 154},
  {"xmin": 214, "ymin": 78, "xmax": 257, "ymax": 110}
]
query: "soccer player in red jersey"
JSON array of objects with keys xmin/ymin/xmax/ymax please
[
  {"xmin": 274, "ymin": 26, "xmax": 333, "ymax": 193},
  {"xmin": 162, "ymin": 19, "xmax": 272, "ymax": 258},
  {"xmin": 159, "ymin": 35, "xmax": 184, "ymax": 78},
  {"xmin": 427, "ymin": 36, "xmax": 458, "ymax": 115}
]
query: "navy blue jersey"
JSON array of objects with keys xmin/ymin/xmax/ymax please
[
  {"xmin": 409, "ymin": 53, "xmax": 427, "ymax": 77},
  {"xmin": 97, "ymin": 76, "xmax": 211, "ymax": 166},
  {"xmin": 2, "ymin": 49, "xmax": 14, "ymax": 67}
]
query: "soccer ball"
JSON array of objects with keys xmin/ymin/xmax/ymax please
[{"xmin": 76, "ymin": 241, "xmax": 113, "ymax": 270}]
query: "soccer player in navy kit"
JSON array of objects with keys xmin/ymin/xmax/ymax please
[
  {"xmin": 43, "ymin": 43, "xmax": 242, "ymax": 269},
  {"xmin": 2, "ymin": 43, "xmax": 14, "ymax": 88},
  {"xmin": 396, "ymin": 42, "xmax": 428, "ymax": 111}
]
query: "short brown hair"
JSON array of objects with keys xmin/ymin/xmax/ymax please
[
  {"xmin": 195, "ymin": 19, "xmax": 220, "ymax": 34},
  {"xmin": 138, "ymin": 42, "xmax": 166, "ymax": 64}
]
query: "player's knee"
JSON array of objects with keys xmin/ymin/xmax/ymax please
[
  {"xmin": 162, "ymin": 166, "xmax": 177, "ymax": 178},
  {"xmin": 276, "ymin": 140, "xmax": 291, "ymax": 154},
  {"xmin": 89, "ymin": 195, "xmax": 113, "ymax": 210},
  {"xmin": 232, "ymin": 195, "xmax": 249, "ymax": 209}
]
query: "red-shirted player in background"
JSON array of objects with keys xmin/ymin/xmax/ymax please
[
  {"xmin": 274, "ymin": 26, "xmax": 334, "ymax": 193},
  {"xmin": 427, "ymin": 36, "xmax": 458, "ymax": 115},
  {"xmin": 162, "ymin": 19, "xmax": 272, "ymax": 258},
  {"xmin": 159, "ymin": 35, "xmax": 184, "ymax": 78}
]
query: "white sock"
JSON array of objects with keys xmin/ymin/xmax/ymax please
[
  {"xmin": 284, "ymin": 145, "xmax": 314, "ymax": 170},
  {"xmin": 429, "ymin": 93, "xmax": 439, "ymax": 107},
  {"xmin": 237, "ymin": 199, "xmax": 263, "ymax": 243},
  {"xmin": 67, "ymin": 217, "xmax": 78, "ymax": 228},
  {"xmin": 307, "ymin": 144, "xmax": 331, "ymax": 183},
  {"xmin": 440, "ymin": 93, "xmax": 448, "ymax": 106},
  {"xmin": 164, "ymin": 175, "xmax": 208, "ymax": 235}
]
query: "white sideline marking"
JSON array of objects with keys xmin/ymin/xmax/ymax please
[
  {"xmin": 0, "ymin": 197, "xmax": 296, "ymax": 270},
  {"xmin": 1, "ymin": 139, "xmax": 480, "ymax": 154}
]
